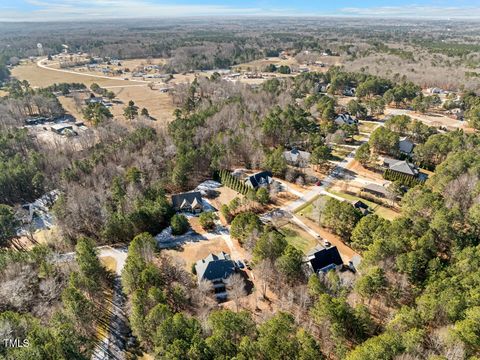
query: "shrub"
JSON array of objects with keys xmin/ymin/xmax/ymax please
[{"xmin": 171, "ymin": 214, "xmax": 189, "ymax": 235}]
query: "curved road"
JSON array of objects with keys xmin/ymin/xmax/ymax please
[{"xmin": 36, "ymin": 57, "xmax": 149, "ymax": 84}]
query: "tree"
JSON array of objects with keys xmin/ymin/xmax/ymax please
[
  {"xmin": 253, "ymin": 230, "xmax": 287, "ymax": 261},
  {"xmin": 276, "ymin": 244, "xmax": 304, "ymax": 280},
  {"xmin": 171, "ymin": 214, "xmax": 189, "ymax": 235},
  {"xmin": 350, "ymin": 214, "xmax": 386, "ymax": 251},
  {"xmin": 369, "ymin": 127, "xmax": 399, "ymax": 155},
  {"xmin": 123, "ymin": 100, "xmax": 138, "ymax": 120},
  {"xmin": 206, "ymin": 310, "xmax": 256, "ymax": 358},
  {"xmin": 75, "ymin": 237, "xmax": 104, "ymax": 293},
  {"xmin": 122, "ymin": 233, "xmax": 157, "ymax": 294},
  {"xmin": 355, "ymin": 143, "xmax": 371, "ymax": 166},
  {"xmin": 230, "ymin": 212, "xmax": 262, "ymax": 243},
  {"xmin": 467, "ymin": 104, "xmax": 480, "ymax": 130},
  {"xmin": 355, "ymin": 266, "xmax": 387, "ymax": 300},
  {"xmin": 347, "ymin": 100, "xmax": 367, "ymax": 119},
  {"xmin": 153, "ymin": 312, "xmax": 207, "ymax": 360},
  {"xmin": 320, "ymin": 198, "xmax": 362, "ymax": 240},
  {"xmin": 254, "ymin": 312, "xmax": 302, "ymax": 360},
  {"xmin": 141, "ymin": 107, "xmax": 150, "ymax": 118},
  {"xmin": 226, "ymin": 273, "xmax": 247, "ymax": 311},
  {"xmin": 385, "ymin": 115, "xmax": 411, "ymax": 135},
  {"xmin": 256, "ymin": 187, "xmax": 270, "ymax": 205},
  {"xmin": 199, "ymin": 211, "xmax": 217, "ymax": 231},
  {"xmin": 0, "ymin": 204, "xmax": 19, "ymax": 246},
  {"xmin": 453, "ymin": 306, "xmax": 480, "ymax": 351},
  {"xmin": 83, "ymin": 103, "xmax": 113, "ymax": 125},
  {"xmin": 264, "ymin": 147, "xmax": 288, "ymax": 177},
  {"xmin": 310, "ymin": 145, "xmax": 331, "ymax": 170}
]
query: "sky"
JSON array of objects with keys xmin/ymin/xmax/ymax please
[{"xmin": 1, "ymin": 0, "xmax": 480, "ymax": 21}]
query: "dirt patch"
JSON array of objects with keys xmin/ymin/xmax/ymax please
[
  {"xmin": 346, "ymin": 160, "xmax": 385, "ymax": 183},
  {"xmin": 163, "ymin": 237, "xmax": 230, "ymax": 272},
  {"xmin": 210, "ymin": 186, "xmax": 243, "ymax": 210}
]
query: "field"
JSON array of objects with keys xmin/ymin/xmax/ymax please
[
  {"xmin": 11, "ymin": 60, "xmax": 177, "ymax": 123},
  {"xmin": 279, "ymin": 223, "xmax": 318, "ymax": 254}
]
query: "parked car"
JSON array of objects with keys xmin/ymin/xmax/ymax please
[
  {"xmin": 236, "ymin": 260, "xmax": 245, "ymax": 269},
  {"xmin": 315, "ymin": 180, "xmax": 322, "ymax": 186},
  {"xmin": 324, "ymin": 240, "xmax": 331, "ymax": 247}
]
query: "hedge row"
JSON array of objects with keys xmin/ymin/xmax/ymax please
[
  {"xmin": 218, "ymin": 169, "xmax": 250, "ymax": 195},
  {"xmin": 383, "ymin": 169, "xmax": 424, "ymax": 188}
]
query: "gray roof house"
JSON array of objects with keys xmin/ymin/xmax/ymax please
[
  {"xmin": 283, "ymin": 148, "xmax": 311, "ymax": 167},
  {"xmin": 398, "ymin": 137, "xmax": 414, "ymax": 154},
  {"xmin": 335, "ymin": 114, "xmax": 358, "ymax": 126},
  {"xmin": 171, "ymin": 191, "xmax": 203, "ymax": 213},
  {"xmin": 245, "ymin": 171, "xmax": 273, "ymax": 189},
  {"xmin": 361, "ymin": 183, "xmax": 391, "ymax": 198},
  {"xmin": 195, "ymin": 252, "xmax": 237, "ymax": 300},
  {"xmin": 383, "ymin": 158, "xmax": 419, "ymax": 177}
]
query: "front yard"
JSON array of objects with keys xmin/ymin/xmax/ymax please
[{"xmin": 279, "ymin": 223, "xmax": 318, "ymax": 254}]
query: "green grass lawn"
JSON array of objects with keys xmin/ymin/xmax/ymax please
[
  {"xmin": 327, "ymin": 190, "xmax": 400, "ymax": 221},
  {"xmin": 331, "ymin": 146, "xmax": 352, "ymax": 160},
  {"xmin": 358, "ymin": 121, "xmax": 378, "ymax": 133},
  {"xmin": 280, "ymin": 225, "xmax": 318, "ymax": 254}
]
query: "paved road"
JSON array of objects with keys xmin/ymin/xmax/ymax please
[
  {"xmin": 36, "ymin": 58, "xmax": 148, "ymax": 84},
  {"xmin": 282, "ymin": 149, "xmax": 357, "ymax": 212}
]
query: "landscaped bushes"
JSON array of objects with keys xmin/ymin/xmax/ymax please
[
  {"xmin": 383, "ymin": 169, "xmax": 424, "ymax": 188},
  {"xmin": 218, "ymin": 169, "xmax": 249, "ymax": 195}
]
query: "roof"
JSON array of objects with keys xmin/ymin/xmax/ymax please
[
  {"xmin": 50, "ymin": 123, "xmax": 73, "ymax": 131},
  {"xmin": 398, "ymin": 137, "xmax": 414, "ymax": 154},
  {"xmin": 283, "ymin": 149, "xmax": 311, "ymax": 164},
  {"xmin": 195, "ymin": 252, "xmax": 236, "ymax": 282},
  {"xmin": 246, "ymin": 171, "xmax": 273, "ymax": 188},
  {"xmin": 171, "ymin": 191, "xmax": 203, "ymax": 210},
  {"xmin": 384, "ymin": 158, "xmax": 418, "ymax": 176},
  {"xmin": 362, "ymin": 183, "xmax": 390, "ymax": 197},
  {"xmin": 335, "ymin": 113, "xmax": 357, "ymax": 126},
  {"xmin": 307, "ymin": 246, "xmax": 343, "ymax": 273},
  {"xmin": 353, "ymin": 200, "xmax": 369, "ymax": 210}
]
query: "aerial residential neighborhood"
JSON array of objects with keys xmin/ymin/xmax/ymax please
[{"xmin": 1, "ymin": 4, "xmax": 480, "ymax": 360}]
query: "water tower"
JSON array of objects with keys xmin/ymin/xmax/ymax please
[{"xmin": 37, "ymin": 43, "xmax": 44, "ymax": 56}]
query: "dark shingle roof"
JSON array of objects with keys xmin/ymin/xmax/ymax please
[
  {"xmin": 195, "ymin": 252, "xmax": 236, "ymax": 282},
  {"xmin": 308, "ymin": 246, "xmax": 343, "ymax": 273},
  {"xmin": 171, "ymin": 191, "xmax": 203, "ymax": 210},
  {"xmin": 246, "ymin": 171, "xmax": 273, "ymax": 188}
]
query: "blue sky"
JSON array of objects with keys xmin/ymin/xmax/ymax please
[{"xmin": 1, "ymin": 0, "xmax": 480, "ymax": 21}]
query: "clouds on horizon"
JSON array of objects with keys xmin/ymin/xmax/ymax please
[{"xmin": 2, "ymin": 0, "xmax": 480, "ymax": 21}]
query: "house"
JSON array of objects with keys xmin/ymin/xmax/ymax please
[
  {"xmin": 352, "ymin": 200, "xmax": 370, "ymax": 215},
  {"xmin": 195, "ymin": 252, "xmax": 237, "ymax": 300},
  {"xmin": 343, "ymin": 87, "xmax": 356, "ymax": 96},
  {"xmin": 361, "ymin": 183, "xmax": 391, "ymax": 198},
  {"xmin": 50, "ymin": 123, "xmax": 75, "ymax": 136},
  {"xmin": 306, "ymin": 246, "xmax": 344, "ymax": 273},
  {"xmin": 25, "ymin": 116, "xmax": 47, "ymax": 125},
  {"xmin": 283, "ymin": 148, "xmax": 311, "ymax": 167},
  {"xmin": 245, "ymin": 171, "xmax": 273, "ymax": 189},
  {"xmin": 383, "ymin": 158, "xmax": 419, "ymax": 177},
  {"xmin": 335, "ymin": 113, "xmax": 358, "ymax": 126},
  {"xmin": 171, "ymin": 191, "xmax": 203, "ymax": 213},
  {"xmin": 85, "ymin": 96, "xmax": 103, "ymax": 105},
  {"xmin": 398, "ymin": 137, "xmax": 414, "ymax": 155}
]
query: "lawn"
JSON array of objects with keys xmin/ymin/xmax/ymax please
[
  {"xmin": 331, "ymin": 145, "xmax": 352, "ymax": 160},
  {"xmin": 358, "ymin": 121, "xmax": 379, "ymax": 133},
  {"xmin": 327, "ymin": 190, "xmax": 400, "ymax": 221},
  {"xmin": 279, "ymin": 224, "xmax": 318, "ymax": 254}
]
